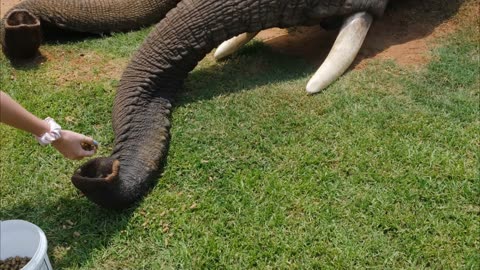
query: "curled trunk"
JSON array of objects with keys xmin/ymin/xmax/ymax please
[
  {"xmin": 1, "ymin": 0, "xmax": 180, "ymax": 58},
  {"xmin": 72, "ymin": 0, "xmax": 389, "ymax": 209}
]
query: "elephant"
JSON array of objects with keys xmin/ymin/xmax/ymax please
[
  {"xmin": 71, "ymin": 0, "xmax": 390, "ymax": 210},
  {"xmin": 214, "ymin": 19, "xmax": 370, "ymax": 94},
  {"xmin": 0, "ymin": 0, "xmax": 180, "ymax": 59}
]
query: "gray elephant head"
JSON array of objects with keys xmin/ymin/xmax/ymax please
[
  {"xmin": 0, "ymin": 0, "xmax": 180, "ymax": 59},
  {"xmin": 71, "ymin": 0, "xmax": 390, "ymax": 210}
]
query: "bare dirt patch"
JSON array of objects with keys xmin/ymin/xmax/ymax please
[
  {"xmin": 7, "ymin": 49, "xmax": 127, "ymax": 86},
  {"xmin": 256, "ymin": 0, "xmax": 474, "ymax": 69},
  {"xmin": 0, "ymin": 0, "xmax": 20, "ymax": 17},
  {"xmin": 43, "ymin": 50, "xmax": 127, "ymax": 86}
]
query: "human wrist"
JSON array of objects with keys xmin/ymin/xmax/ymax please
[
  {"xmin": 32, "ymin": 118, "xmax": 51, "ymax": 137},
  {"xmin": 35, "ymin": 117, "xmax": 62, "ymax": 146}
]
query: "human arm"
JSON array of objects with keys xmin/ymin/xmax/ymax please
[{"xmin": 0, "ymin": 91, "xmax": 97, "ymax": 160}]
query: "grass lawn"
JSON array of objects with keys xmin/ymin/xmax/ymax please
[{"xmin": 1, "ymin": 3, "xmax": 478, "ymax": 269}]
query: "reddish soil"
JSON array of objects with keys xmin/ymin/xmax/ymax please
[
  {"xmin": 255, "ymin": 0, "xmax": 473, "ymax": 69},
  {"xmin": 45, "ymin": 51, "xmax": 128, "ymax": 86},
  {"xmin": 1, "ymin": 0, "xmax": 18, "ymax": 17},
  {"xmin": 2, "ymin": 0, "xmax": 476, "ymax": 70}
]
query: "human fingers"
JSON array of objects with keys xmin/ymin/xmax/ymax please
[
  {"xmin": 77, "ymin": 148, "xmax": 96, "ymax": 158},
  {"xmin": 80, "ymin": 135, "xmax": 98, "ymax": 152}
]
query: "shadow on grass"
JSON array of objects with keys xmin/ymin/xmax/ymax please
[
  {"xmin": 7, "ymin": 53, "xmax": 48, "ymax": 70},
  {"xmin": 41, "ymin": 26, "xmax": 103, "ymax": 45},
  {"xmin": 0, "ymin": 196, "xmax": 135, "ymax": 269},
  {"xmin": 179, "ymin": 41, "xmax": 315, "ymax": 105}
]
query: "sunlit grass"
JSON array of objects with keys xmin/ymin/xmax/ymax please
[{"xmin": 1, "ymin": 11, "xmax": 478, "ymax": 270}]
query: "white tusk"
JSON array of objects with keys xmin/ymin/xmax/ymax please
[
  {"xmin": 214, "ymin": 32, "xmax": 259, "ymax": 60},
  {"xmin": 306, "ymin": 12, "xmax": 373, "ymax": 94}
]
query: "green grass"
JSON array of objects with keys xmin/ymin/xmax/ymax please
[{"xmin": 1, "ymin": 12, "xmax": 479, "ymax": 270}]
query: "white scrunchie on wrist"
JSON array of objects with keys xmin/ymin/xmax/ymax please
[{"xmin": 36, "ymin": 117, "xmax": 62, "ymax": 146}]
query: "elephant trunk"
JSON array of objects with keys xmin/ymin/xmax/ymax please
[
  {"xmin": 72, "ymin": 0, "xmax": 390, "ymax": 209},
  {"xmin": 1, "ymin": 0, "xmax": 180, "ymax": 58},
  {"xmin": 73, "ymin": 0, "xmax": 316, "ymax": 209},
  {"xmin": 72, "ymin": 90, "xmax": 172, "ymax": 209}
]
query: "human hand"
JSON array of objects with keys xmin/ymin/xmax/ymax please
[{"xmin": 52, "ymin": 130, "xmax": 98, "ymax": 160}]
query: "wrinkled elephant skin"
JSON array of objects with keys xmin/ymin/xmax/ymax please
[{"xmin": 71, "ymin": 0, "xmax": 390, "ymax": 210}]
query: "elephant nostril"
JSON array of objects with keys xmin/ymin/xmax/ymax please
[
  {"xmin": 74, "ymin": 157, "xmax": 120, "ymax": 181},
  {"xmin": 71, "ymin": 157, "xmax": 120, "ymax": 194}
]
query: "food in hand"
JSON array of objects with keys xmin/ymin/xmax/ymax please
[{"xmin": 81, "ymin": 140, "xmax": 99, "ymax": 151}]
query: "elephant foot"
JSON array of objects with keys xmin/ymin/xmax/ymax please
[{"xmin": 2, "ymin": 9, "xmax": 42, "ymax": 59}]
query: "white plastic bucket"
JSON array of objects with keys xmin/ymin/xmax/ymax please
[{"xmin": 0, "ymin": 220, "xmax": 53, "ymax": 270}]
